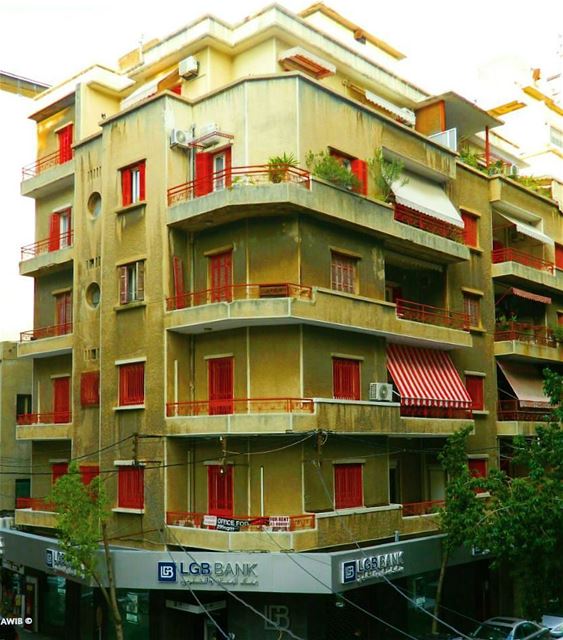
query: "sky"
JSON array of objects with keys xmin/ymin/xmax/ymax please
[{"xmin": 0, "ymin": 0, "xmax": 562, "ymax": 340}]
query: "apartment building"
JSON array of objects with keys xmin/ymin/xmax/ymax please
[{"xmin": 3, "ymin": 4, "xmax": 563, "ymax": 639}]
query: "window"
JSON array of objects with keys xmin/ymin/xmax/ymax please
[
  {"xmin": 465, "ymin": 375, "xmax": 484, "ymax": 410},
  {"xmin": 53, "ymin": 377, "xmax": 71, "ymax": 423},
  {"xmin": 463, "ymin": 293, "xmax": 481, "ymax": 328},
  {"xmin": 120, "ymin": 161, "xmax": 146, "ymax": 206},
  {"xmin": 119, "ymin": 261, "xmax": 145, "ymax": 304},
  {"xmin": 468, "ymin": 458, "xmax": 487, "ymax": 494},
  {"xmin": 461, "ymin": 211, "xmax": 478, "ymax": 248},
  {"xmin": 329, "ymin": 150, "xmax": 368, "ymax": 194},
  {"xmin": 55, "ymin": 291, "xmax": 72, "ymax": 332},
  {"xmin": 207, "ymin": 465, "xmax": 233, "ymax": 517},
  {"xmin": 16, "ymin": 394, "xmax": 32, "ymax": 419},
  {"xmin": 331, "ymin": 252, "xmax": 357, "ymax": 294},
  {"xmin": 52, "ymin": 462, "xmax": 69, "ymax": 485},
  {"xmin": 80, "ymin": 371, "xmax": 100, "ymax": 407},
  {"xmin": 118, "ymin": 363, "xmax": 145, "ymax": 406},
  {"xmin": 79, "ymin": 465, "xmax": 100, "ymax": 486},
  {"xmin": 56, "ymin": 124, "xmax": 73, "ymax": 164},
  {"xmin": 333, "ymin": 358, "xmax": 361, "ymax": 400},
  {"xmin": 334, "ymin": 463, "xmax": 363, "ymax": 509},
  {"xmin": 117, "ymin": 466, "xmax": 144, "ymax": 509},
  {"xmin": 209, "ymin": 251, "xmax": 232, "ymax": 302},
  {"xmin": 48, "ymin": 208, "xmax": 72, "ymax": 251},
  {"xmin": 555, "ymin": 243, "xmax": 563, "ymax": 270},
  {"xmin": 208, "ymin": 357, "xmax": 234, "ymax": 415}
]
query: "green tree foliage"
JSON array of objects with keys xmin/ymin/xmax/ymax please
[
  {"xmin": 305, "ymin": 150, "xmax": 361, "ymax": 191},
  {"xmin": 367, "ymin": 147, "xmax": 406, "ymax": 202}
]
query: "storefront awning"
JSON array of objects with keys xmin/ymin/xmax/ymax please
[
  {"xmin": 509, "ymin": 287, "xmax": 551, "ymax": 304},
  {"xmin": 391, "ymin": 171, "xmax": 464, "ymax": 229},
  {"xmin": 387, "ymin": 344, "xmax": 472, "ymax": 407},
  {"xmin": 497, "ymin": 212, "xmax": 554, "ymax": 247},
  {"xmin": 497, "ymin": 361, "xmax": 551, "ymax": 408}
]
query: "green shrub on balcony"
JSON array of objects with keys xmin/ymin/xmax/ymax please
[
  {"xmin": 267, "ymin": 152, "xmax": 298, "ymax": 183},
  {"xmin": 305, "ymin": 150, "xmax": 360, "ymax": 191},
  {"xmin": 367, "ymin": 147, "xmax": 406, "ymax": 203}
]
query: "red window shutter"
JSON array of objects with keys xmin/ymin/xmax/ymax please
[
  {"xmin": 49, "ymin": 214, "xmax": 60, "ymax": 252},
  {"xmin": 171, "ymin": 84, "xmax": 182, "ymax": 95},
  {"xmin": 121, "ymin": 167, "xmax": 132, "ymax": 206},
  {"xmin": 208, "ymin": 357, "xmax": 234, "ymax": 415},
  {"xmin": 195, "ymin": 153, "xmax": 214, "ymax": 196},
  {"xmin": 138, "ymin": 161, "xmax": 146, "ymax": 201},
  {"xmin": 55, "ymin": 292, "xmax": 72, "ymax": 333},
  {"xmin": 333, "ymin": 358, "xmax": 360, "ymax": 400},
  {"xmin": 334, "ymin": 464, "xmax": 363, "ymax": 509},
  {"xmin": 80, "ymin": 371, "xmax": 100, "ymax": 407},
  {"xmin": 52, "ymin": 462, "xmax": 69, "ymax": 485},
  {"xmin": 331, "ymin": 252, "xmax": 356, "ymax": 293},
  {"xmin": 80, "ymin": 465, "xmax": 100, "ymax": 486},
  {"xmin": 172, "ymin": 256, "xmax": 186, "ymax": 308},
  {"xmin": 136, "ymin": 261, "xmax": 145, "ymax": 301},
  {"xmin": 555, "ymin": 243, "xmax": 563, "ymax": 270},
  {"xmin": 57, "ymin": 124, "xmax": 73, "ymax": 164},
  {"xmin": 463, "ymin": 294, "xmax": 481, "ymax": 327},
  {"xmin": 461, "ymin": 212, "xmax": 478, "ymax": 247},
  {"xmin": 53, "ymin": 377, "xmax": 71, "ymax": 423},
  {"xmin": 118, "ymin": 467, "xmax": 144, "ymax": 509},
  {"xmin": 465, "ymin": 375, "xmax": 484, "ymax": 410},
  {"xmin": 119, "ymin": 266, "xmax": 129, "ymax": 304},
  {"xmin": 119, "ymin": 363, "xmax": 145, "ymax": 406},
  {"xmin": 209, "ymin": 251, "xmax": 233, "ymax": 302},
  {"xmin": 468, "ymin": 459, "xmax": 487, "ymax": 479},
  {"xmin": 224, "ymin": 147, "xmax": 232, "ymax": 188},
  {"xmin": 351, "ymin": 159, "xmax": 368, "ymax": 195},
  {"xmin": 207, "ymin": 465, "xmax": 233, "ymax": 517}
]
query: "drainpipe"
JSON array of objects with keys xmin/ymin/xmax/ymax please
[{"xmin": 485, "ymin": 126, "xmax": 490, "ymax": 168}]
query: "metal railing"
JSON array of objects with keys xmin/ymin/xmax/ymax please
[
  {"xmin": 20, "ymin": 322, "xmax": 73, "ymax": 342},
  {"xmin": 16, "ymin": 412, "xmax": 72, "ymax": 425},
  {"xmin": 20, "ymin": 231, "xmax": 74, "ymax": 260},
  {"xmin": 166, "ymin": 397, "xmax": 315, "ymax": 417},
  {"xmin": 394, "ymin": 204, "xmax": 464, "ymax": 243},
  {"xmin": 16, "ymin": 497, "xmax": 56, "ymax": 512},
  {"xmin": 22, "ymin": 149, "xmax": 73, "ymax": 179},
  {"xmin": 497, "ymin": 400, "xmax": 553, "ymax": 422},
  {"xmin": 400, "ymin": 398, "xmax": 473, "ymax": 419},
  {"xmin": 166, "ymin": 511, "xmax": 315, "ymax": 532},
  {"xmin": 396, "ymin": 298, "xmax": 470, "ymax": 331},
  {"xmin": 401, "ymin": 500, "xmax": 444, "ymax": 517},
  {"xmin": 428, "ymin": 128, "xmax": 457, "ymax": 152},
  {"xmin": 492, "ymin": 247, "xmax": 554, "ymax": 274},
  {"xmin": 494, "ymin": 321, "xmax": 557, "ymax": 347},
  {"xmin": 167, "ymin": 164, "xmax": 311, "ymax": 206},
  {"xmin": 166, "ymin": 282, "xmax": 312, "ymax": 311}
]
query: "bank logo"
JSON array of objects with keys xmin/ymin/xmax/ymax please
[
  {"xmin": 45, "ymin": 549, "xmax": 54, "ymax": 568},
  {"xmin": 158, "ymin": 562, "xmax": 177, "ymax": 582},
  {"xmin": 342, "ymin": 561, "xmax": 357, "ymax": 584}
]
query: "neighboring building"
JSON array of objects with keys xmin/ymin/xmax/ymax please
[{"xmin": 3, "ymin": 4, "xmax": 563, "ymax": 639}]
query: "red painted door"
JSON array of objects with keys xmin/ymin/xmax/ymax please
[
  {"xmin": 208, "ymin": 465, "xmax": 233, "ymax": 517},
  {"xmin": 57, "ymin": 124, "xmax": 73, "ymax": 164},
  {"xmin": 209, "ymin": 251, "xmax": 232, "ymax": 302},
  {"xmin": 195, "ymin": 153, "xmax": 213, "ymax": 196},
  {"xmin": 48, "ymin": 214, "xmax": 60, "ymax": 252},
  {"xmin": 55, "ymin": 292, "xmax": 72, "ymax": 334},
  {"xmin": 208, "ymin": 357, "xmax": 234, "ymax": 415},
  {"xmin": 172, "ymin": 256, "xmax": 186, "ymax": 309},
  {"xmin": 53, "ymin": 377, "xmax": 71, "ymax": 423}
]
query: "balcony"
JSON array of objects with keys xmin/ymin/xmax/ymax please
[
  {"xmin": 399, "ymin": 399, "xmax": 473, "ymax": 436},
  {"xmin": 20, "ymin": 231, "xmax": 74, "ymax": 277},
  {"xmin": 494, "ymin": 321, "xmax": 562, "ymax": 363},
  {"xmin": 15, "ymin": 498, "xmax": 57, "ymax": 529},
  {"xmin": 16, "ymin": 412, "xmax": 72, "ymax": 440},
  {"xmin": 401, "ymin": 499, "xmax": 444, "ymax": 517},
  {"xmin": 165, "ymin": 397, "xmax": 401, "ymax": 436},
  {"xmin": 165, "ymin": 286, "xmax": 472, "ymax": 349},
  {"xmin": 18, "ymin": 322, "xmax": 73, "ymax": 358},
  {"xmin": 491, "ymin": 248, "xmax": 559, "ymax": 291},
  {"xmin": 21, "ymin": 151, "xmax": 74, "ymax": 198},
  {"xmin": 393, "ymin": 204, "xmax": 464, "ymax": 244},
  {"xmin": 496, "ymin": 400, "xmax": 552, "ymax": 437}
]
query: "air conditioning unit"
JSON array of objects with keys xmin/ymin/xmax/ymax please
[
  {"xmin": 170, "ymin": 129, "xmax": 193, "ymax": 149},
  {"xmin": 179, "ymin": 56, "xmax": 199, "ymax": 79},
  {"xmin": 369, "ymin": 383, "xmax": 393, "ymax": 402},
  {"xmin": 197, "ymin": 123, "xmax": 222, "ymax": 148}
]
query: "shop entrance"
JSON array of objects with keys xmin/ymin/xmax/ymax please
[{"xmin": 164, "ymin": 599, "xmax": 228, "ymax": 639}]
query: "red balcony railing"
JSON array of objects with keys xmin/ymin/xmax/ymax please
[
  {"xmin": 401, "ymin": 500, "xmax": 444, "ymax": 517},
  {"xmin": 21, "ymin": 231, "xmax": 74, "ymax": 260},
  {"xmin": 167, "ymin": 164, "xmax": 311, "ymax": 206},
  {"xmin": 17, "ymin": 412, "xmax": 72, "ymax": 425},
  {"xmin": 494, "ymin": 321, "xmax": 556, "ymax": 347},
  {"xmin": 396, "ymin": 298, "xmax": 470, "ymax": 331},
  {"xmin": 497, "ymin": 400, "xmax": 553, "ymax": 422},
  {"xmin": 491, "ymin": 247, "xmax": 554, "ymax": 274},
  {"xmin": 400, "ymin": 398, "xmax": 473, "ymax": 419},
  {"xmin": 166, "ymin": 397, "xmax": 314, "ymax": 417},
  {"xmin": 166, "ymin": 511, "xmax": 315, "ymax": 532},
  {"xmin": 16, "ymin": 497, "xmax": 56, "ymax": 511},
  {"xmin": 394, "ymin": 204, "xmax": 464, "ymax": 243},
  {"xmin": 22, "ymin": 149, "xmax": 74, "ymax": 179},
  {"xmin": 166, "ymin": 282, "xmax": 313, "ymax": 311},
  {"xmin": 20, "ymin": 322, "xmax": 73, "ymax": 342}
]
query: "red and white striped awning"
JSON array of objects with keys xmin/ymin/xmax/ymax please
[
  {"xmin": 387, "ymin": 344, "xmax": 472, "ymax": 408},
  {"xmin": 509, "ymin": 287, "xmax": 551, "ymax": 305}
]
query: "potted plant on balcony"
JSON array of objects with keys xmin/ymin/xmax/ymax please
[
  {"xmin": 367, "ymin": 147, "xmax": 407, "ymax": 203},
  {"xmin": 305, "ymin": 150, "xmax": 360, "ymax": 191},
  {"xmin": 267, "ymin": 152, "xmax": 297, "ymax": 183},
  {"xmin": 551, "ymin": 324, "xmax": 563, "ymax": 345}
]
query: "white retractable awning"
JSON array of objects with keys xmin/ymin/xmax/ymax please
[
  {"xmin": 391, "ymin": 171, "xmax": 464, "ymax": 228},
  {"xmin": 497, "ymin": 212, "xmax": 554, "ymax": 247},
  {"xmin": 365, "ymin": 90, "xmax": 416, "ymax": 125}
]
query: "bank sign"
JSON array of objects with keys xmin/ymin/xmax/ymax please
[
  {"xmin": 341, "ymin": 551, "xmax": 405, "ymax": 585},
  {"xmin": 45, "ymin": 548, "xmax": 80, "ymax": 577},
  {"xmin": 157, "ymin": 560, "xmax": 259, "ymax": 587}
]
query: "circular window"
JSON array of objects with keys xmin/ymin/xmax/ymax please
[
  {"xmin": 86, "ymin": 283, "xmax": 101, "ymax": 308},
  {"xmin": 88, "ymin": 192, "xmax": 102, "ymax": 218}
]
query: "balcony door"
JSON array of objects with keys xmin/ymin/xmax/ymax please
[
  {"xmin": 55, "ymin": 292, "xmax": 72, "ymax": 334},
  {"xmin": 56, "ymin": 124, "xmax": 73, "ymax": 164},
  {"xmin": 208, "ymin": 357, "xmax": 234, "ymax": 415},
  {"xmin": 209, "ymin": 251, "xmax": 232, "ymax": 303},
  {"xmin": 207, "ymin": 465, "xmax": 233, "ymax": 518},
  {"xmin": 53, "ymin": 377, "xmax": 71, "ymax": 423}
]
